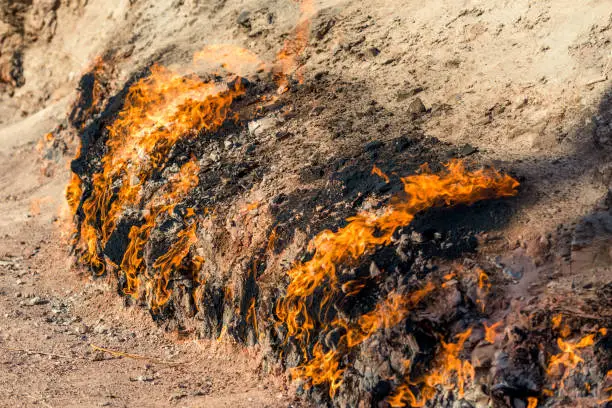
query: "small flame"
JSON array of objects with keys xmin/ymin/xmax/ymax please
[
  {"xmin": 371, "ymin": 165, "xmax": 390, "ymax": 183},
  {"xmin": 483, "ymin": 321, "xmax": 502, "ymax": 344},
  {"xmin": 246, "ymin": 297, "xmax": 259, "ymax": 338},
  {"xmin": 547, "ymin": 333, "xmax": 597, "ymax": 391},
  {"xmin": 276, "ymin": 0, "xmax": 315, "ymax": 89},
  {"xmin": 291, "ymin": 283, "xmax": 434, "ymax": 396},
  {"xmin": 527, "ymin": 397, "xmax": 538, "ymax": 408},
  {"xmin": 388, "ymin": 329, "xmax": 475, "ymax": 406}
]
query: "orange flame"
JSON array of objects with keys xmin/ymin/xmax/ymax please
[
  {"xmin": 547, "ymin": 333, "xmax": 596, "ymax": 391},
  {"xmin": 372, "ymin": 165, "xmax": 390, "ymax": 184},
  {"xmin": 120, "ymin": 159, "xmax": 200, "ymax": 301},
  {"xmin": 527, "ymin": 397, "xmax": 538, "ymax": 408},
  {"xmin": 388, "ymin": 329, "xmax": 475, "ymax": 406},
  {"xmin": 277, "ymin": 160, "xmax": 518, "ymax": 355},
  {"xmin": 276, "ymin": 0, "xmax": 315, "ymax": 89},
  {"xmin": 483, "ymin": 321, "xmax": 502, "ymax": 344},
  {"xmin": 246, "ymin": 297, "xmax": 259, "ymax": 338},
  {"xmin": 77, "ymin": 62, "xmax": 244, "ymax": 274},
  {"xmin": 291, "ymin": 283, "xmax": 434, "ymax": 396}
]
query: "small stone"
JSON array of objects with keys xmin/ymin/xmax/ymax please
[
  {"xmin": 410, "ymin": 231, "xmax": 423, "ymax": 244},
  {"xmin": 365, "ymin": 47, "xmax": 380, "ymax": 58},
  {"xmin": 459, "ymin": 143, "xmax": 478, "ymax": 157},
  {"xmin": 408, "ymin": 97, "xmax": 427, "ymax": 115},
  {"xmin": 236, "ymin": 11, "xmax": 251, "ymax": 28},
  {"xmin": 27, "ymin": 296, "xmax": 48, "ymax": 306},
  {"xmin": 364, "ymin": 140, "xmax": 383, "ymax": 151}
]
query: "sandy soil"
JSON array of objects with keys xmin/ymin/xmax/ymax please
[{"xmin": 0, "ymin": 0, "xmax": 610, "ymax": 406}]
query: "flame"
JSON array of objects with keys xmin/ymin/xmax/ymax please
[
  {"xmin": 483, "ymin": 321, "xmax": 502, "ymax": 344},
  {"xmin": 246, "ymin": 297, "xmax": 259, "ymax": 338},
  {"xmin": 120, "ymin": 159, "xmax": 200, "ymax": 301},
  {"xmin": 291, "ymin": 283, "xmax": 434, "ymax": 396},
  {"xmin": 147, "ymin": 220, "xmax": 199, "ymax": 311},
  {"xmin": 476, "ymin": 268, "xmax": 491, "ymax": 312},
  {"xmin": 424, "ymin": 328, "xmax": 475, "ymax": 397},
  {"xmin": 341, "ymin": 283, "xmax": 434, "ymax": 348},
  {"xmin": 266, "ymin": 226, "xmax": 278, "ymax": 254},
  {"xmin": 547, "ymin": 333, "xmax": 596, "ymax": 391},
  {"xmin": 552, "ymin": 314, "xmax": 571, "ymax": 338},
  {"xmin": 600, "ymin": 370, "xmax": 612, "ymax": 404},
  {"xmin": 372, "ymin": 165, "xmax": 390, "ymax": 183},
  {"xmin": 527, "ymin": 397, "xmax": 538, "ymax": 408},
  {"xmin": 276, "ymin": 0, "xmax": 315, "ymax": 89},
  {"xmin": 77, "ymin": 62, "xmax": 244, "ymax": 274},
  {"xmin": 194, "ymin": 44, "xmax": 265, "ymax": 76},
  {"xmin": 277, "ymin": 160, "xmax": 518, "ymax": 357},
  {"xmin": 388, "ymin": 329, "xmax": 475, "ymax": 406}
]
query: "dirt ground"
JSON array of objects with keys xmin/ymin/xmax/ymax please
[{"xmin": 0, "ymin": 0, "xmax": 610, "ymax": 406}]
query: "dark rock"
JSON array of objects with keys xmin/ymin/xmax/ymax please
[
  {"xmin": 314, "ymin": 18, "xmax": 335, "ymax": 40},
  {"xmin": 394, "ymin": 135, "xmax": 414, "ymax": 152},
  {"xmin": 471, "ymin": 344, "xmax": 496, "ymax": 368},
  {"xmin": 458, "ymin": 144, "xmax": 478, "ymax": 157},
  {"xmin": 275, "ymin": 131, "xmax": 292, "ymax": 141},
  {"xmin": 571, "ymin": 211, "xmax": 612, "ymax": 249},
  {"xmin": 396, "ymin": 86, "xmax": 424, "ymax": 102},
  {"xmin": 236, "ymin": 10, "xmax": 251, "ymax": 28},
  {"xmin": 365, "ymin": 47, "xmax": 380, "ymax": 58},
  {"xmin": 365, "ymin": 141, "xmax": 383, "ymax": 152}
]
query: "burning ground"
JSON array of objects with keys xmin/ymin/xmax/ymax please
[
  {"xmin": 2, "ymin": 0, "xmax": 612, "ymax": 407},
  {"xmin": 50, "ymin": 36, "xmax": 611, "ymax": 408}
]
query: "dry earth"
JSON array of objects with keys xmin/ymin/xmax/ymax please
[{"xmin": 0, "ymin": 0, "xmax": 610, "ymax": 406}]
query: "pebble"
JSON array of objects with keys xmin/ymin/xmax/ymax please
[
  {"xmin": 26, "ymin": 296, "xmax": 49, "ymax": 306},
  {"xmin": 408, "ymin": 97, "xmax": 427, "ymax": 115}
]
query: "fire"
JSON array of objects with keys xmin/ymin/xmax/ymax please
[
  {"xmin": 483, "ymin": 321, "xmax": 502, "ymax": 344},
  {"xmin": 372, "ymin": 165, "xmax": 390, "ymax": 183},
  {"xmin": 424, "ymin": 328, "xmax": 475, "ymax": 397},
  {"xmin": 527, "ymin": 397, "xmax": 538, "ymax": 408},
  {"xmin": 291, "ymin": 343, "xmax": 344, "ymax": 397},
  {"xmin": 551, "ymin": 314, "xmax": 571, "ymax": 338},
  {"xmin": 387, "ymin": 329, "xmax": 475, "ymax": 406},
  {"xmin": 476, "ymin": 268, "xmax": 491, "ymax": 312},
  {"xmin": 246, "ymin": 297, "xmax": 259, "ymax": 338},
  {"xmin": 120, "ymin": 159, "xmax": 200, "ymax": 303},
  {"xmin": 291, "ymin": 283, "xmax": 434, "ymax": 397},
  {"xmin": 276, "ymin": 0, "xmax": 315, "ymax": 89},
  {"xmin": 547, "ymin": 333, "xmax": 596, "ymax": 391},
  {"xmin": 194, "ymin": 44, "xmax": 265, "ymax": 77},
  {"xmin": 277, "ymin": 160, "xmax": 518, "ymax": 363},
  {"xmin": 77, "ymin": 62, "xmax": 245, "ymax": 275},
  {"xmin": 146, "ymin": 220, "xmax": 199, "ymax": 311},
  {"xmin": 340, "ymin": 283, "xmax": 434, "ymax": 348}
]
